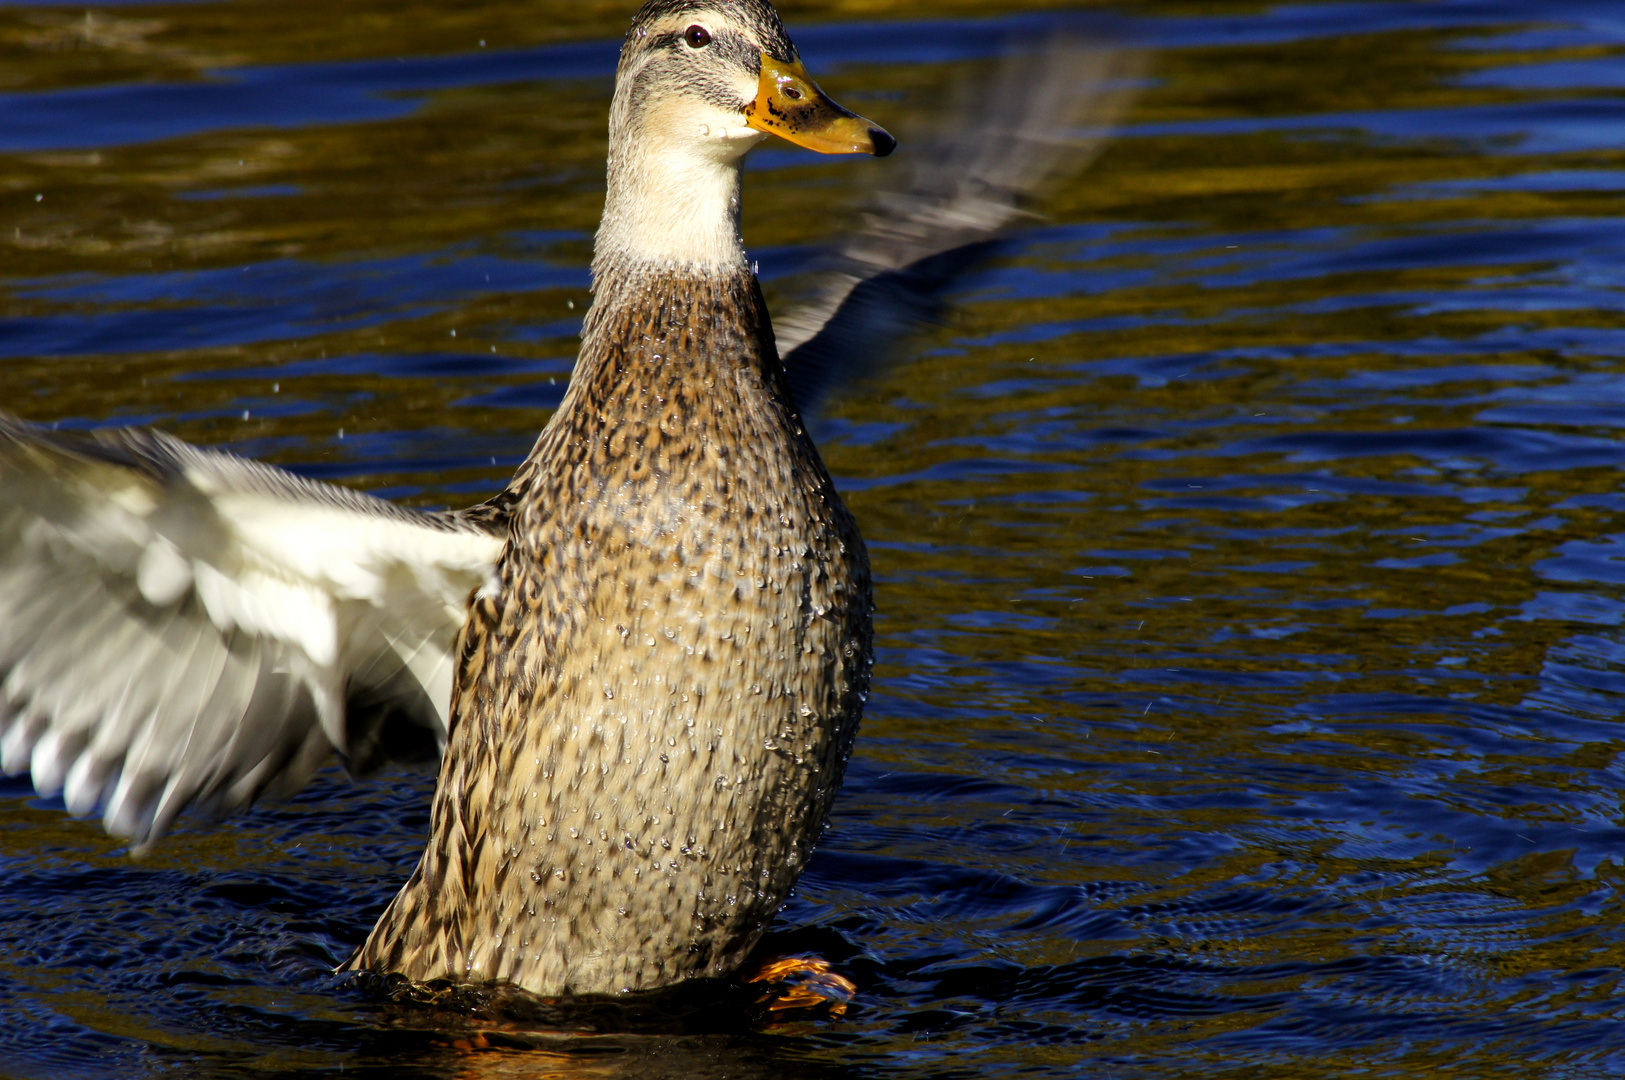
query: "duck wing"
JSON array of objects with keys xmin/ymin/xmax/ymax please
[
  {"xmin": 778, "ymin": 35, "xmax": 1137, "ymax": 418},
  {"xmin": 0, "ymin": 414, "xmax": 504, "ymax": 850}
]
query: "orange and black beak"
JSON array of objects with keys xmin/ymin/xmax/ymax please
[{"xmin": 744, "ymin": 55, "xmax": 895, "ymax": 157}]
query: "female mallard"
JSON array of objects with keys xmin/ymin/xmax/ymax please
[
  {"xmin": 341, "ymin": 0, "xmax": 891, "ymax": 993},
  {"xmin": 2, "ymin": 0, "xmax": 889, "ymax": 998},
  {"xmin": 0, "ymin": 0, "xmax": 1111, "ymax": 998}
]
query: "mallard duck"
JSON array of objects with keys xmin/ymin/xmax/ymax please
[
  {"xmin": 6, "ymin": 0, "xmax": 887, "ymax": 999},
  {"xmin": 339, "ymin": 0, "xmax": 895, "ymax": 993},
  {"xmin": 0, "ymin": 1, "xmax": 1125, "ymax": 997}
]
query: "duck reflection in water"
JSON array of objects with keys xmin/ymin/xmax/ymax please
[{"xmin": 0, "ymin": 0, "xmax": 1126, "ymax": 1011}]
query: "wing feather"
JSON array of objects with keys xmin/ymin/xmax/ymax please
[
  {"xmin": 778, "ymin": 34, "xmax": 1140, "ymax": 418},
  {"xmin": 0, "ymin": 412, "xmax": 504, "ymax": 849}
]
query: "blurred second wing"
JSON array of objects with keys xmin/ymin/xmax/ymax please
[{"xmin": 779, "ymin": 35, "xmax": 1137, "ymax": 418}]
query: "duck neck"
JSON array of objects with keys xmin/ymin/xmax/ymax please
[
  {"xmin": 592, "ymin": 99, "xmax": 763, "ymax": 280},
  {"xmin": 579, "ymin": 116, "xmax": 778, "ymax": 400},
  {"xmin": 502, "ymin": 116, "xmax": 790, "ymax": 501}
]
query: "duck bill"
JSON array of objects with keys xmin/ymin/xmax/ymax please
[{"xmin": 744, "ymin": 55, "xmax": 896, "ymax": 157}]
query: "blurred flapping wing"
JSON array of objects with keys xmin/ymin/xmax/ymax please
[
  {"xmin": 0, "ymin": 415, "xmax": 504, "ymax": 850},
  {"xmin": 778, "ymin": 34, "xmax": 1138, "ymax": 418}
]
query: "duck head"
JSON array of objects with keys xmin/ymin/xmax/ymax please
[{"xmin": 597, "ymin": 0, "xmax": 894, "ymax": 274}]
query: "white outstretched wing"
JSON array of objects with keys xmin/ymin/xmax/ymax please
[{"xmin": 0, "ymin": 415, "xmax": 505, "ymax": 849}]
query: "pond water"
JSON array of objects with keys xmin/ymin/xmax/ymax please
[{"xmin": 6, "ymin": 0, "xmax": 1625, "ymax": 1075}]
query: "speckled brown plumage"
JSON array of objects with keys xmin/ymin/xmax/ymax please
[{"xmin": 343, "ymin": 262, "xmax": 872, "ymax": 995}]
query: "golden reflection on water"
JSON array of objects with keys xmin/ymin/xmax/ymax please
[{"xmin": 0, "ymin": 0, "xmax": 1102, "ymax": 93}]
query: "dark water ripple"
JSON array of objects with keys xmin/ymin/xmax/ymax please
[{"xmin": 7, "ymin": 0, "xmax": 1625, "ymax": 1075}]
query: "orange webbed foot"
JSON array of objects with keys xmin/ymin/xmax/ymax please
[{"xmin": 743, "ymin": 955, "xmax": 857, "ymax": 1016}]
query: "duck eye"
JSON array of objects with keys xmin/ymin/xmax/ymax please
[{"xmin": 684, "ymin": 25, "xmax": 711, "ymax": 48}]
